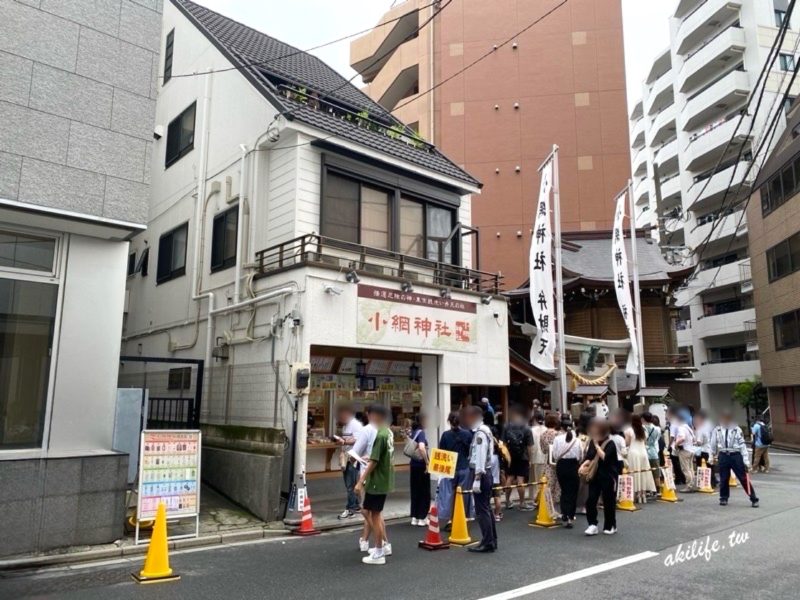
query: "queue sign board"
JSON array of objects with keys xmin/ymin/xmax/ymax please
[{"xmin": 136, "ymin": 430, "xmax": 201, "ymax": 538}]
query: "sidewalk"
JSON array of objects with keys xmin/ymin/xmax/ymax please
[{"xmin": 0, "ymin": 476, "xmax": 415, "ymax": 571}]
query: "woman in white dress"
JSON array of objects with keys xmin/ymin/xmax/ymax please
[{"xmin": 625, "ymin": 414, "xmax": 657, "ymax": 503}]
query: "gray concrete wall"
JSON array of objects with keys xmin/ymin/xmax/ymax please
[
  {"xmin": 0, "ymin": 453, "xmax": 128, "ymax": 557},
  {"xmin": 202, "ymin": 447, "xmax": 285, "ymax": 523},
  {"xmin": 0, "ymin": 0, "xmax": 161, "ymax": 225}
]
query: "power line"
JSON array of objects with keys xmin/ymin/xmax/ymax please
[
  {"xmin": 683, "ymin": 1, "xmax": 796, "ymax": 259},
  {"xmin": 165, "ymin": 0, "xmax": 440, "ymax": 79},
  {"xmin": 262, "ymin": 0, "xmax": 569, "ymax": 153},
  {"xmin": 391, "ymin": 0, "xmax": 570, "ymax": 113},
  {"xmin": 662, "ymin": 0, "xmax": 796, "ymax": 251},
  {"xmin": 276, "ymin": 0, "xmax": 454, "ymax": 123},
  {"xmin": 683, "ymin": 53, "xmax": 800, "ymax": 302}
]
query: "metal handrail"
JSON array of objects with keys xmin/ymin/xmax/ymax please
[{"xmin": 254, "ymin": 233, "xmax": 503, "ymax": 293}]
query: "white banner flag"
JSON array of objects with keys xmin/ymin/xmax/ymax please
[
  {"xmin": 612, "ymin": 194, "xmax": 640, "ymax": 375},
  {"xmin": 530, "ymin": 160, "xmax": 556, "ymax": 372}
]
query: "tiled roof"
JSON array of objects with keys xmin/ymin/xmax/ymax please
[{"xmin": 170, "ymin": 0, "xmax": 480, "ymax": 189}]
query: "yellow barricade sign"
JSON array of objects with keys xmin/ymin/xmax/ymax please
[{"xmin": 428, "ymin": 449, "xmax": 457, "ymax": 479}]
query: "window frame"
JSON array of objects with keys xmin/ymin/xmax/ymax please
[
  {"xmin": 766, "ymin": 232, "xmax": 800, "ymax": 282},
  {"xmin": 127, "ymin": 251, "xmax": 136, "ymax": 277},
  {"xmin": 165, "ymin": 102, "xmax": 196, "ymax": 168},
  {"xmin": 785, "ymin": 387, "xmax": 798, "ymax": 423},
  {"xmin": 163, "ymin": 29, "xmax": 174, "ymax": 85},
  {"xmin": 156, "ymin": 222, "xmax": 189, "ymax": 285},
  {"xmin": 774, "ymin": 308, "xmax": 800, "ymax": 351},
  {"xmin": 0, "ymin": 225, "xmax": 65, "ymax": 456},
  {"xmin": 776, "ymin": 9, "xmax": 788, "ymax": 28},
  {"xmin": 320, "ymin": 165, "xmax": 460, "ymax": 266},
  {"xmin": 210, "ymin": 205, "xmax": 239, "ymax": 273},
  {"xmin": 780, "ymin": 53, "xmax": 796, "ymax": 72}
]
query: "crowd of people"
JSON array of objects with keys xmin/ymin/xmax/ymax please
[{"xmin": 332, "ymin": 397, "xmax": 771, "ymax": 565}]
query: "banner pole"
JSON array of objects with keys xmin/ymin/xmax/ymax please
[
  {"xmin": 627, "ymin": 179, "xmax": 647, "ymax": 388},
  {"xmin": 552, "ymin": 145, "xmax": 568, "ymax": 413}
]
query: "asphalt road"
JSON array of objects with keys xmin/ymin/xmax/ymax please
[{"xmin": 3, "ymin": 453, "xmax": 799, "ymax": 600}]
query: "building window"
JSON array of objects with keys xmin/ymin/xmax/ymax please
[
  {"xmin": 167, "ymin": 367, "xmax": 192, "ymax": 390},
  {"xmin": 774, "ymin": 308, "xmax": 800, "ymax": 350},
  {"xmin": 157, "ymin": 223, "xmax": 188, "ymax": 284},
  {"xmin": 163, "ymin": 29, "xmax": 174, "ymax": 85},
  {"xmin": 321, "ymin": 170, "xmax": 457, "ymax": 263},
  {"xmin": 766, "ymin": 232, "xmax": 800, "ymax": 281},
  {"xmin": 780, "ymin": 53, "xmax": 796, "ymax": 72},
  {"xmin": 785, "ymin": 387, "xmax": 798, "ymax": 423},
  {"xmin": 127, "ymin": 252, "xmax": 136, "ymax": 277},
  {"xmin": 0, "ymin": 229, "xmax": 56, "ymax": 274},
  {"xmin": 165, "ymin": 102, "xmax": 196, "ymax": 168},
  {"xmin": 211, "ymin": 206, "xmax": 238, "ymax": 272},
  {"xmin": 761, "ymin": 150, "xmax": 800, "ymax": 214},
  {"xmin": 776, "ymin": 9, "xmax": 788, "ymax": 27},
  {"xmin": 0, "ymin": 278, "xmax": 58, "ymax": 448}
]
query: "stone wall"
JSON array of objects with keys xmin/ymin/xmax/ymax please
[
  {"xmin": 0, "ymin": 0, "xmax": 161, "ymax": 225},
  {"xmin": 0, "ymin": 453, "xmax": 128, "ymax": 557}
]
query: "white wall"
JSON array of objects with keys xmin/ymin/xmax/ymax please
[{"xmin": 48, "ymin": 235, "xmax": 128, "ymax": 453}]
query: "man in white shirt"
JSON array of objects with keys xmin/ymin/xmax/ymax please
[
  {"xmin": 335, "ymin": 404, "xmax": 364, "ymax": 520},
  {"xmin": 674, "ymin": 417, "xmax": 697, "ymax": 492},
  {"xmin": 710, "ymin": 410, "xmax": 758, "ymax": 507}
]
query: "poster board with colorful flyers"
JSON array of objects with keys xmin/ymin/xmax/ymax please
[{"xmin": 136, "ymin": 430, "xmax": 201, "ymax": 543}]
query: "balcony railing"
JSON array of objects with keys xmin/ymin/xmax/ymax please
[{"xmin": 254, "ymin": 234, "xmax": 503, "ymax": 294}]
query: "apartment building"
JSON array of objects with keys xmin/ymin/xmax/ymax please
[
  {"xmin": 748, "ymin": 102, "xmax": 800, "ymax": 446},
  {"xmin": 628, "ymin": 0, "xmax": 800, "ymax": 417},
  {"xmin": 121, "ymin": 0, "xmax": 509, "ymax": 521},
  {"xmin": 0, "ymin": 0, "xmax": 160, "ymax": 556},
  {"xmin": 351, "ymin": 0, "xmax": 632, "ymax": 287}
]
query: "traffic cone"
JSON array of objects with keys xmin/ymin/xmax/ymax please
[
  {"xmin": 659, "ymin": 452, "xmax": 680, "ymax": 503},
  {"xmin": 448, "ymin": 486, "xmax": 472, "ymax": 545},
  {"xmin": 616, "ymin": 469, "xmax": 639, "ymax": 512},
  {"xmin": 697, "ymin": 459, "xmax": 715, "ymax": 494},
  {"xmin": 530, "ymin": 476, "xmax": 558, "ymax": 528},
  {"xmin": 132, "ymin": 502, "xmax": 180, "ymax": 584},
  {"xmin": 292, "ymin": 495, "xmax": 321, "ymax": 536},
  {"xmin": 419, "ymin": 503, "xmax": 449, "ymax": 551},
  {"xmin": 729, "ymin": 471, "xmax": 738, "ymax": 488}
]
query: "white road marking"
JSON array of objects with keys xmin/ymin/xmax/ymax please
[{"xmin": 477, "ymin": 551, "xmax": 660, "ymax": 600}]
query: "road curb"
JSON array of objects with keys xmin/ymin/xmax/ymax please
[{"xmin": 0, "ymin": 527, "xmax": 290, "ymax": 572}]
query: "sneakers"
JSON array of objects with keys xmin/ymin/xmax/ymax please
[
  {"xmin": 411, "ymin": 517, "xmax": 419, "ymax": 526},
  {"xmin": 359, "ymin": 538, "xmax": 369, "ymax": 552},
  {"xmin": 338, "ymin": 509, "xmax": 356, "ymax": 520},
  {"xmin": 383, "ymin": 542, "xmax": 392, "ymax": 556},
  {"xmin": 362, "ymin": 550, "xmax": 386, "ymax": 565},
  {"xmin": 719, "ymin": 499, "xmax": 728, "ymax": 506},
  {"xmin": 519, "ymin": 503, "xmax": 535, "ymax": 512},
  {"xmin": 603, "ymin": 527, "xmax": 617, "ymax": 535},
  {"xmin": 584, "ymin": 525, "xmax": 599, "ymax": 536},
  {"xmin": 418, "ymin": 518, "xmax": 429, "ymax": 527},
  {"xmin": 751, "ymin": 500, "xmax": 759, "ymax": 508}
]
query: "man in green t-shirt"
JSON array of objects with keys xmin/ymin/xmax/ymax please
[{"xmin": 355, "ymin": 404, "xmax": 394, "ymax": 565}]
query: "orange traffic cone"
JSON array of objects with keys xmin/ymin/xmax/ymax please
[
  {"xmin": 729, "ymin": 471, "xmax": 738, "ymax": 488},
  {"xmin": 292, "ymin": 495, "xmax": 321, "ymax": 536},
  {"xmin": 659, "ymin": 452, "xmax": 680, "ymax": 503},
  {"xmin": 697, "ymin": 459, "xmax": 715, "ymax": 494},
  {"xmin": 530, "ymin": 476, "xmax": 559, "ymax": 528},
  {"xmin": 132, "ymin": 502, "xmax": 180, "ymax": 584},
  {"xmin": 418, "ymin": 503, "xmax": 449, "ymax": 551},
  {"xmin": 448, "ymin": 486, "xmax": 473, "ymax": 546},
  {"xmin": 616, "ymin": 469, "xmax": 640, "ymax": 512}
]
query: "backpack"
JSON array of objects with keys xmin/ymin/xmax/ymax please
[
  {"xmin": 504, "ymin": 425, "xmax": 528, "ymax": 461},
  {"xmin": 758, "ymin": 422, "xmax": 773, "ymax": 446}
]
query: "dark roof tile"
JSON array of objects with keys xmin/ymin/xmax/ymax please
[{"xmin": 170, "ymin": 0, "xmax": 479, "ymax": 189}]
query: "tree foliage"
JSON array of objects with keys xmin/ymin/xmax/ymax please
[{"xmin": 733, "ymin": 376, "xmax": 768, "ymax": 415}]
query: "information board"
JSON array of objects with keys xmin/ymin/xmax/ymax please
[
  {"xmin": 428, "ymin": 449, "xmax": 458, "ymax": 479},
  {"xmin": 137, "ymin": 430, "xmax": 201, "ymax": 522}
]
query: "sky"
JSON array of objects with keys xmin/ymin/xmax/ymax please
[{"xmin": 200, "ymin": 0, "xmax": 675, "ymax": 114}]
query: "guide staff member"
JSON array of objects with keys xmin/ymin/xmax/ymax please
[
  {"xmin": 464, "ymin": 405, "xmax": 497, "ymax": 553},
  {"xmin": 709, "ymin": 410, "xmax": 759, "ymax": 508}
]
